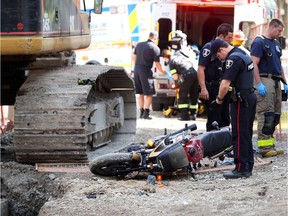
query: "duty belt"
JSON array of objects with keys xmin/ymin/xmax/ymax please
[
  {"xmin": 260, "ymin": 74, "xmax": 281, "ymax": 81},
  {"xmin": 238, "ymin": 88, "xmax": 255, "ymax": 97},
  {"xmin": 182, "ymin": 69, "xmax": 194, "ymax": 76},
  {"xmin": 206, "ymin": 80, "xmax": 220, "ymax": 86},
  {"xmin": 231, "ymin": 88, "xmax": 255, "ymax": 107}
]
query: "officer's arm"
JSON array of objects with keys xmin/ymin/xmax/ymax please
[
  {"xmin": 155, "ymin": 62, "xmax": 167, "ymax": 75},
  {"xmin": 132, "ymin": 53, "xmax": 137, "ymax": 65},
  {"xmin": 251, "ymin": 56, "xmax": 261, "ymax": 84},
  {"xmin": 197, "ymin": 65, "xmax": 206, "ymax": 89},
  {"xmin": 197, "ymin": 65, "xmax": 210, "ymax": 100},
  {"xmin": 216, "ymin": 79, "xmax": 231, "ymax": 104}
]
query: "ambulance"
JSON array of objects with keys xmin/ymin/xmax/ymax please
[
  {"xmin": 75, "ymin": 0, "xmax": 154, "ymax": 73},
  {"xmin": 153, "ymin": 0, "xmax": 278, "ymax": 49}
]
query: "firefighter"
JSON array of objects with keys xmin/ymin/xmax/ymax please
[
  {"xmin": 210, "ymin": 39, "xmax": 256, "ymax": 179},
  {"xmin": 232, "ymin": 30, "xmax": 250, "ymax": 55},
  {"xmin": 162, "ymin": 49, "xmax": 199, "ymax": 121},
  {"xmin": 250, "ymin": 19, "xmax": 287, "ymax": 157}
]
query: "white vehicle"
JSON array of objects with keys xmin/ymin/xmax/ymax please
[
  {"xmin": 75, "ymin": 0, "xmax": 154, "ymax": 73},
  {"xmin": 234, "ymin": 0, "xmax": 278, "ymax": 48},
  {"xmin": 153, "ymin": 0, "xmax": 278, "ymax": 49}
]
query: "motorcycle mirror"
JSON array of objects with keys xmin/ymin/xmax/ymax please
[
  {"xmin": 164, "ymin": 128, "xmax": 167, "ymax": 135},
  {"xmin": 212, "ymin": 121, "xmax": 220, "ymax": 130}
]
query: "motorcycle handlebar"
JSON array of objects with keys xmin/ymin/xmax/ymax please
[{"xmin": 169, "ymin": 123, "xmax": 197, "ymax": 136}]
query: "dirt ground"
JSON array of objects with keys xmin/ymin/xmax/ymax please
[{"xmin": 1, "ymin": 112, "xmax": 288, "ymax": 216}]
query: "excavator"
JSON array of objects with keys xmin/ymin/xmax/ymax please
[{"xmin": 0, "ymin": 0, "xmax": 136, "ymax": 163}]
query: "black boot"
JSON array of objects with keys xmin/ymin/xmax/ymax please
[
  {"xmin": 189, "ymin": 110, "xmax": 196, "ymax": 120},
  {"xmin": 223, "ymin": 169, "xmax": 252, "ymax": 179},
  {"xmin": 140, "ymin": 108, "xmax": 144, "ymax": 119},
  {"xmin": 223, "ymin": 164, "xmax": 252, "ymax": 179},
  {"xmin": 178, "ymin": 108, "xmax": 190, "ymax": 121},
  {"xmin": 190, "ymin": 115, "xmax": 196, "ymax": 121},
  {"xmin": 142, "ymin": 109, "xmax": 152, "ymax": 120}
]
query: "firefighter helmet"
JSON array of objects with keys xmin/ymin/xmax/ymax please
[
  {"xmin": 233, "ymin": 30, "xmax": 246, "ymax": 41},
  {"xmin": 170, "ymin": 30, "xmax": 187, "ymax": 50},
  {"xmin": 232, "ymin": 30, "xmax": 247, "ymax": 46}
]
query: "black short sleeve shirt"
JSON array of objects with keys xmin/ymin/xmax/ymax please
[{"xmin": 134, "ymin": 40, "xmax": 161, "ymax": 69}]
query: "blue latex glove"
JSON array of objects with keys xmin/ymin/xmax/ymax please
[
  {"xmin": 257, "ymin": 82, "xmax": 267, "ymax": 97},
  {"xmin": 284, "ymin": 84, "xmax": 288, "ymax": 93},
  {"xmin": 165, "ymin": 72, "xmax": 173, "ymax": 81}
]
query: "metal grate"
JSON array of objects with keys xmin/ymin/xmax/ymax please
[
  {"xmin": 35, "ymin": 163, "xmax": 90, "ymax": 173},
  {"xmin": 35, "ymin": 157, "xmax": 271, "ymax": 174},
  {"xmin": 194, "ymin": 157, "xmax": 272, "ymax": 174}
]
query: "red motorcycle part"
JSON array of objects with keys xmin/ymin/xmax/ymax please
[{"xmin": 184, "ymin": 138, "xmax": 204, "ymax": 164}]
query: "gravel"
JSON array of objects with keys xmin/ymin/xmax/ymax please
[{"xmin": 1, "ymin": 111, "xmax": 287, "ymax": 216}]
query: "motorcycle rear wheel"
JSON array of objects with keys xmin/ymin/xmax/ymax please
[{"xmin": 89, "ymin": 153, "xmax": 134, "ymax": 176}]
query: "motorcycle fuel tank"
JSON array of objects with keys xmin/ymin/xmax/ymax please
[{"xmin": 184, "ymin": 139, "xmax": 204, "ymax": 164}]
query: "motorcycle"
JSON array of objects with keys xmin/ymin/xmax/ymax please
[{"xmin": 89, "ymin": 122, "xmax": 233, "ymax": 178}]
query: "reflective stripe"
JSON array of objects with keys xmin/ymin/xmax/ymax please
[
  {"xmin": 170, "ymin": 69, "xmax": 177, "ymax": 75},
  {"xmin": 128, "ymin": 4, "xmax": 137, "ymax": 33},
  {"xmin": 128, "ymin": 4, "xmax": 140, "ymax": 42},
  {"xmin": 257, "ymin": 138, "xmax": 275, "ymax": 148},
  {"xmin": 178, "ymin": 104, "xmax": 189, "ymax": 109},
  {"xmin": 189, "ymin": 105, "xmax": 197, "ymax": 109}
]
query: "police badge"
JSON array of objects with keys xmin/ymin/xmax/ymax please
[
  {"xmin": 203, "ymin": 48, "xmax": 211, "ymax": 57},
  {"xmin": 226, "ymin": 60, "xmax": 234, "ymax": 69}
]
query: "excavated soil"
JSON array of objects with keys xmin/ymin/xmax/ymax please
[{"xmin": 1, "ymin": 112, "xmax": 287, "ymax": 216}]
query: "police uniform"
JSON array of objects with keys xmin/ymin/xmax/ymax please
[
  {"xmin": 198, "ymin": 41, "xmax": 230, "ymax": 131},
  {"xmin": 222, "ymin": 47, "xmax": 257, "ymax": 174},
  {"xmin": 169, "ymin": 51, "xmax": 199, "ymax": 120},
  {"xmin": 250, "ymin": 35, "xmax": 282, "ymax": 155}
]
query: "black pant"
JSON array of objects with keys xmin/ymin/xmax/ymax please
[
  {"xmin": 203, "ymin": 83, "xmax": 230, "ymax": 131},
  {"xmin": 230, "ymin": 93, "xmax": 256, "ymax": 172},
  {"xmin": 178, "ymin": 70, "xmax": 198, "ymax": 112}
]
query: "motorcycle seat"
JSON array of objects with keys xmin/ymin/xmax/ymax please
[{"xmin": 196, "ymin": 128, "xmax": 232, "ymax": 157}]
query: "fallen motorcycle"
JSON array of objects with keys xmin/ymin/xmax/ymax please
[{"xmin": 89, "ymin": 122, "xmax": 232, "ymax": 177}]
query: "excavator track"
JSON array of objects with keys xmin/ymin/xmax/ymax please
[{"xmin": 14, "ymin": 65, "xmax": 136, "ymax": 163}]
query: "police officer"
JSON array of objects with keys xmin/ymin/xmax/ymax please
[
  {"xmin": 198, "ymin": 23, "xmax": 233, "ymax": 131},
  {"xmin": 250, "ymin": 19, "xmax": 287, "ymax": 157},
  {"xmin": 210, "ymin": 39, "xmax": 257, "ymax": 179},
  {"xmin": 162, "ymin": 49, "xmax": 199, "ymax": 121}
]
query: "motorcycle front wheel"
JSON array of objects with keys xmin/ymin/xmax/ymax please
[{"xmin": 89, "ymin": 153, "xmax": 134, "ymax": 176}]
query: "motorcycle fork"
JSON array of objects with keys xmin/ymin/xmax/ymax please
[{"xmin": 187, "ymin": 163, "xmax": 197, "ymax": 179}]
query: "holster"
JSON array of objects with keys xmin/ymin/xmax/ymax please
[
  {"xmin": 282, "ymin": 90, "xmax": 287, "ymax": 101},
  {"xmin": 230, "ymin": 88, "xmax": 237, "ymax": 102},
  {"xmin": 231, "ymin": 88, "xmax": 255, "ymax": 107}
]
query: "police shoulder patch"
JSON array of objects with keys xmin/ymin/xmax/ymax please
[
  {"xmin": 226, "ymin": 60, "xmax": 234, "ymax": 69},
  {"xmin": 248, "ymin": 62, "xmax": 254, "ymax": 71},
  {"xmin": 202, "ymin": 48, "xmax": 211, "ymax": 57}
]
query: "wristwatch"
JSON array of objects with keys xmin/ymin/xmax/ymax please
[{"xmin": 216, "ymin": 95, "xmax": 223, "ymax": 101}]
